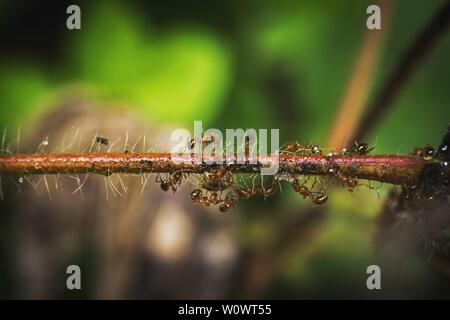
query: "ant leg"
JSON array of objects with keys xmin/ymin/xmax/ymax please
[{"xmin": 155, "ymin": 173, "xmax": 163, "ymax": 183}]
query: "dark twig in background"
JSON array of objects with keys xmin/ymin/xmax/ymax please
[
  {"xmin": 327, "ymin": 0, "xmax": 393, "ymax": 149},
  {"xmin": 353, "ymin": 0, "xmax": 450, "ymax": 142}
]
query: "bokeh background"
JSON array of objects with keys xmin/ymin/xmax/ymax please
[{"xmin": 0, "ymin": 0, "xmax": 449, "ymax": 299}]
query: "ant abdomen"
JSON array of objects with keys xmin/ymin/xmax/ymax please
[
  {"xmin": 219, "ymin": 201, "xmax": 231, "ymax": 212},
  {"xmin": 313, "ymin": 192, "xmax": 328, "ymax": 205},
  {"xmin": 160, "ymin": 180, "xmax": 171, "ymax": 192}
]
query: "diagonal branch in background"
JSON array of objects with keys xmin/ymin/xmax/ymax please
[
  {"xmin": 353, "ymin": 0, "xmax": 450, "ymax": 142},
  {"xmin": 327, "ymin": 0, "xmax": 393, "ymax": 149}
]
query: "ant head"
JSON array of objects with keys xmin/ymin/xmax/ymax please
[{"xmin": 190, "ymin": 189, "xmax": 202, "ymax": 201}]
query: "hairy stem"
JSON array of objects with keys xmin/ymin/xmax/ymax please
[{"xmin": 0, "ymin": 152, "xmax": 442, "ymax": 186}]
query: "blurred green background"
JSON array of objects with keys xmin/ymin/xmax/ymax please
[{"xmin": 0, "ymin": 0, "xmax": 449, "ymax": 299}]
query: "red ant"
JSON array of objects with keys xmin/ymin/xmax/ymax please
[
  {"xmin": 343, "ymin": 141, "xmax": 373, "ymax": 156},
  {"xmin": 190, "ymin": 188, "xmax": 224, "ymax": 208},
  {"xmin": 291, "ymin": 179, "xmax": 328, "ymax": 205},
  {"xmin": 282, "ymin": 141, "xmax": 323, "ymax": 155},
  {"xmin": 236, "ymin": 184, "xmax": 261, "ymax": 199},
  {"xmin": 327, "ymin": 166, "xmax": 358, "ymax": 189},
  {"xmin": 157, "ymin": 170, "xmax": 184, "ymax": 193},
  {"xmin": 281, "ymin": 141, "xmax": 311, "ymax": 154},
  {"xmin": 282, "ymin": 141, "xmax": 304, "ymax": 153},
  {"xmin": 219, "ymin": 192, "xmax": 237, "ymax": 212},
  {"xmin": 188, "ymin": 132, "xmax": 217, "ymax": 150},
  {"xmin": 202, "ymin": 167, "xmax": 234, "ymax": 192}
]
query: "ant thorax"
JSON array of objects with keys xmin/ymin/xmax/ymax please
[{"xmin": 201, "ymin": 168, "xmax": 234, "ymax": 192}]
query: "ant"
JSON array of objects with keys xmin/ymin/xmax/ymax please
[
  {"xmin": 208, "ymin": 166, "xmax": 226, "ymax": 181},
  {"xmin": 343, "ymin": 141, "xmax": 373, "ymax": 156},
  {"xmin": 202, "ymin": 167, "xmax": 234, "ymax": 192},
  {"xmin": 190, "ymin": 189, "xmax": 210, "ymax": 206},
  {"xmin": 292, "ymin": 179, "xmax": 313, "ymax": 199},
  {"xmin": 160, "ymin": 179, "xmax": 171, "ymax": 192},
  {"xmin": 190, "ymin": 189, "xmax": 224, "ymax": 207},
  {"xmin": 291, "ymin": 179, "xmax": 328, "ymax": 205},
  {"xmin": 189, "ymin": 189, "xmax": 233, "ymax": 212},
  {"xmin": 282, "ymin": 141, "xmax": 323, "ymax": 155},
  {"xmin": 327, "ymin": 166, "xmax": 358, "ymax": 189},
  {"xmin": 310, "ymin": 143, "xmax": 322, "ymax": 155},
  {"xmin": 96, "ymin": 136, "xmax": 109, "ymax": 146},
  {"xmin": 190, "ymin": 189, "xmax": 203, "ymax": 202},
  {"xmin": 282, "ymin": 141, "xmax": 302, "ymax": 153},
  {"xmin": 338, "ymin": 173, "xmax": 358, "ymax": 189},
  {"xmin": 188, "ymin": 132, "xmax": 217, "ymax": 150},
  {"xmin": 313, "ymin": 192, "xmax": 328, "ymax": 205},
  {"xmin": 209, "ymin": 191, "xmax": 221, "ymax": 204},
  {"xmin": 412, "ymin": 145, "xmax": 435, "ymax": 160},
  {"xmin": 236, "ymin": 184, "xmax": 261, "ymax": 199},
  {"xmin": 219, "ymin": 192, "xmax": 237, "ymax": 213},
  {"xmin": 157, "ymin": 171, "xmax": 184, "ymax": 193},
  {"xmin": 281, "ymin": 141, "xmax": 309, "ymax": 154}
]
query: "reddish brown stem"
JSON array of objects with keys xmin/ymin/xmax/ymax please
[{"xmin": 0, "ymin": 152, "xmax": 441, "ymax": 186}]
